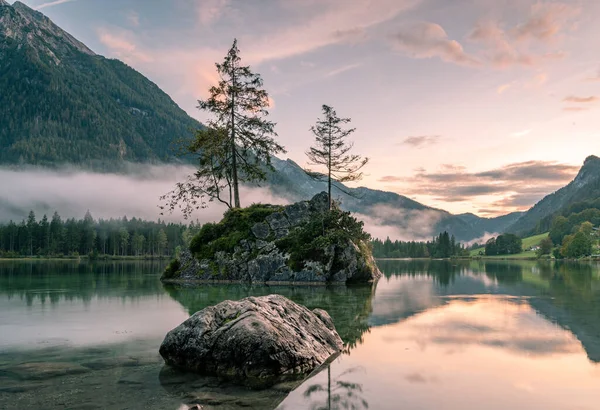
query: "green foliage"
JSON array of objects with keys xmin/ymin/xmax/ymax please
[
  {"xmin": 536, "ymin": 237, "xmax": 553, "ymax": 257},
  {"xmin": 485, "ymin": 234, "xmax": 522, "ymax": 256},
  {"xmin": 0, "ymin": 4, "xmax": 199, "ymax": 167},
  {"xmin": 560, "ymin": 223, "xmax": 594, "ymax": 258},
  {"xmin": 165, "ymin": 39, "xmax": 285, "ymax": 213},
  {"xmin": 189, "ymin": 204, "xmax": 283, "ymax": 260},
  {"xmin": 163, "ymin": 259, "xmax": 181, "ymax": 279},
  {"xmin": 0, "ymin": 210, "xmax": 188, "ymax": 258},
  {"xmin": 549, "ymin": 208, "xmax": 600, "ymax": 246},
  {"xmin": 275, "ymin": 208, "xmax": 370, "ymax": 271},
  {"xmin": 371, "ymin": 232, "xmax": 467, "ymax": 259},
  {"xmin": 305, "ymin": 105, "xmax": 369, "ymax": 209}
]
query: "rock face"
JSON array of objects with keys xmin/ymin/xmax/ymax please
[
  {"xmin": 165, "ymin": 192, "xmax": 382, "ymax": 284},
  {"xmin": 159, "ymin": 295, "xmax": 343, "ymax": 388}
]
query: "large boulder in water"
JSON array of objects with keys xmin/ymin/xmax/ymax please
[{"xmin": 159, "ymin": 294, "xmax": 343, "ymax": 388}]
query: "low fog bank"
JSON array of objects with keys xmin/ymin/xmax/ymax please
[
  {"xmin": 0, "ymin": 165, "xmax": 447, "ymax": 242},
  {"xmin": 465, "ymin": 232, "xmax": 499, "ymax": 247},
  {"xmin": 0, "ymin": 165, "xmax": 287, "ymax": 224},
  {"xmin": 357, "ymin": 205, "xmax": 445, "ymax": 242}
]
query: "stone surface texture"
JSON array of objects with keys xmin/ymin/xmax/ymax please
[
  {"xmin": 166, "ymin": 192, "xmax": 381, "ymax": 284},
  {"xmin": 159, "ymin": 295, "xmax": 343, "ymax": 387}
]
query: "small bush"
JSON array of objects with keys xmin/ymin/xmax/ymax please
[
  {"xmin": 163, "ymin": 258, "xmax": 181, "ymax": 279},
  {"xmin": 276, "ymin": 208, "xmax": 370, "ymax": 271},
  {"xmin": 189, "ymin": 204, "xmax": 283, "ymax": 260}
]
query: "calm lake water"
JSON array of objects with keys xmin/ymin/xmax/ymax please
[{"xmin": 1, "ymin": 259, "xmax": 600, "ymax": 409}]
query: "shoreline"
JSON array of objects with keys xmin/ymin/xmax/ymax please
[
  {"xmin": 0, "ymin": 256, "xmax": 170, "ymax": 262},
  {"xmin": 161, "ymin": 278, "xmax": 352, "ymax": 286},
  {"xmin": 377, "ymin": 257, "xmax": 600, "ymax": 262}
]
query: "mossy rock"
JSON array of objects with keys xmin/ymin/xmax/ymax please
[{"xmin": 162, "ymin": 192, "xmax": 381, "ymax": 284}]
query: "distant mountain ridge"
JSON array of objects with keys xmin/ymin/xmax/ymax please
[
  {"xmin": 507, "ymin": 155, "xmax": 600, "ymax": 235},
  {"xmin": 266, "ymin": 158, "xmax": 522, "ymax": 242},
  {"xmin": 0, "ymin": 0, "xmax": 200, "ymax": 168}
]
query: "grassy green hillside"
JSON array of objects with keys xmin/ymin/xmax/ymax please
[{"xmin": 469, "ymin": 232, "xmax": 549, "ymax": 258}]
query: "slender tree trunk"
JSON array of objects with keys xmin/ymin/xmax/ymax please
[
  {"xmin": 231, "ymin": 69, "xmax": 241, "ymax": 208},
  {"xmin": 328, "ymin": 125, "xmax": 332, "ymax": 210}
]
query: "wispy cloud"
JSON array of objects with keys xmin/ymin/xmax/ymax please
[
  {"xmin": 35, "ymin": 0, "xmax": 77, "ymax": 10},
  {"xmin": 468, "ymin": 20, "xmax": 567, "ymax": 69},
  {"xmin": 511, "ymin": 2, "xmax": 580, "ymax": 43},
  {"xmin": 563, "ymin": 106, "xmax": 590, "ymax": 112},
  {"xmin": 97, "ymin": 28, "xmax": 153, "ymax": 63},
  {"xmin": 393, "ymin": 1, "xmax": 577, "ymax": 71},
  {"xmin": 497, "ymin": 73, "xmax": 547, "ymax": 94},
  {"xmin": 511, "ymin": 129, "xmax": 531, "ymax": 138},
  {"xmin": 497, "ymin": 82, "xmax": 514, "ymax": 94},
  {"xmin": 197, "ymin": 0, "xmax": 230, "ymax": 26},
  {"xmin": 326, "ymin": 63, "xmax": 362, "ymax": 77},
  {"xmin": 585, "ymin": 69, "xmax": 600, "ymax": 82},
  {"xmin": 126, "ymin": 10, "xmax": 140, "ymax": 28},
  {"xmin": 399, "ymin": 135, "xmax": 442, "ymax": 148},
  {"xmin": 562, "ymin": 95, "xmax": 598, "ymax": 112},
  {"xmin": 390, "ymin": 22, "xmax": 481, "ymax": 67},
  {"xmin": 379, "ymin": 160, "xmax": 579, "ymax": 212},
  {"xmin": 563, "ymin": 96, "xmax": 598, "ymax": 103},
  {"xmin": 244, "ymin": 0, "xmax": 420, "ymax": 64}
]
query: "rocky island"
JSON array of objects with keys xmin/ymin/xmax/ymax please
[{"xmin": 162, "ymin": 192, "xmax": 381, "ymax": 284}]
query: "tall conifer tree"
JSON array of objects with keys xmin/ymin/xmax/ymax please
[
  {"xmin": 162, "ymin": 39, "xmax": 285, "ymax": 216},
  {"xmin": 306, "ymin": 105, "xmax": 369, "ymax": 209}
]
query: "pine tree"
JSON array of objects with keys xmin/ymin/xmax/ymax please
[
  {"xmin": 306, "ymin": 105, "xmax": 369, "ymax": 209},
  {"xmin": 162, "ymin": 39, "xmax": 285, "ymax": 216},
  {"xmin": 26, "ymin": 211, "xmax": 36, "ymax": 256},
  {"xmin": 157, "ymin": 229, "xmax": 168, "ymax": 256},
  {"xmin": 119, "ymin": 228, "xmax": 130, "ymax": 256}
]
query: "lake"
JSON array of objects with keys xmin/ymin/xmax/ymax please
[{"xmin": 1, "ymin": 259, "xmax": 600, "ymax": 409}]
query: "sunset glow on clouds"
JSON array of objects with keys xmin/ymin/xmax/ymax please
[{"xmin": 20, "ymin": 0, "xmax": 600, "ymax": 216}]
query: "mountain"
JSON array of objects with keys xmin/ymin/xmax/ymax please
[
  {"xmin": 456, "ymin": 212, "xmax": 524, "ymax": 237},
  {"xmin": 507, "ymin": 155, "xmax": 600, "ymax": 235},
  {"xmin": 0, "ymin": 2, "xmax": 523, "ymax": 242},
  {"xmin": 0, "ymin": 1, "xmax": 200, "ymax": 168},
  {"xmin": 267, "ymin": 158, "xmax": 519, "ymax": 242}
]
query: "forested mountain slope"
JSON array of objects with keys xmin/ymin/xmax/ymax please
[
  {"xmin": 0, "ymin": 1, "xmax": 199, "ymax": 168},
  {"xmin": 507, "ymin": 156, "xmax": 600, "ymax": 235}
]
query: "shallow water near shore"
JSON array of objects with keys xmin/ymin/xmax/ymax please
[{"xmin": 1, "ymin": 259, "xmax": 600, "ymax": 409}]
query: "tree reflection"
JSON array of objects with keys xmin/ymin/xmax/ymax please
[
  {"xmin": 0, "ymin": 260, "xmax": 166, "ymax": 305},
  {"xmin": 303, "ymin": 366, "xmax": 368, "ymax": 410},
  {"xmin": 165, "ymin": 283, "xmax": 375, "ymax": 352}
]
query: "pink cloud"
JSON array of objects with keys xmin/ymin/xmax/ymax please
[
  {"xmin": 512, "ymin": 2, "xmax": 580, "ymax": 43},
  {"xmin": 391, "ymin": 22, "xmax": 481, "ymax": 67},
  {"xmin": 97, "ymin": 29, "xmax": 153, "ymax": 63},
  {"xmin": 197, "ymin": 0, "xmax": 230, "ymax": 26},
  {"xmin": 563, "ymin": 107, "xmax": 590, "ymax": 112},
  {"xmin": 563, "ymin": 96, "xmax": 598, "ymax": 103},
  {"xmin": 243, "ymin": 0, "xmax": 419, "ymax": 64},
  {"xmin": 467, "ymin": 19, "xmax": 567, "ymax": 69}
]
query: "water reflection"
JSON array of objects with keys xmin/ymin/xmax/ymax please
[
  {"xmin": 0, "ymin": 260, "xmax": 185, "ymax": 349},
  {"xmin": 280, "ymin": 259, "xmax": 600, "ymax": 409},
  {"xmin": 164, "ymin": 283, "xmax": 375, "ymax": 351},
  {"xmin": 2, "ymin": 260, "xmax": 600, "ymax": 409},
  {"xmin": 0, "ymin": 260, "xmax": 167, "ymax": 305},
  {"xmin": 374, "ymin": 259, "xmax": 600, "ymax": 363},
  {"xmin": 302, "ymin": 366, "xmax": 368, "ymax": 410}
]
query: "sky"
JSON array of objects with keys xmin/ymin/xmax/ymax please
[{"xmin": 15, "ymin": 0, "xmax": 600, "ymax": 217}]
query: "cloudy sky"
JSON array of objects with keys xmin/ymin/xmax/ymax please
[{"xmin": 17, "ymin": 0, "xmax": 600, "ymax": 216}]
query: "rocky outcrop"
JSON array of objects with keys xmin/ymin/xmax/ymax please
[
  {"xmin": 164, "ymin": 192, "xmax": 381, "ymax": 284},
  {"xmin": 159, "ymin": 295, "xmax": 343, "ymax": 388}
]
